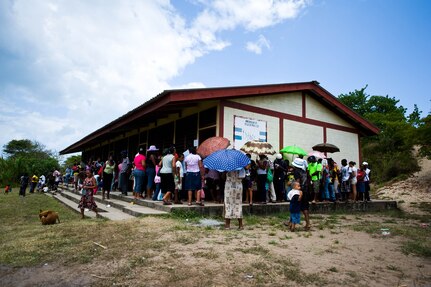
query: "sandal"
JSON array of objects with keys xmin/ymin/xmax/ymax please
[{"xmin": 163, "ymin": 200, "xmax": 172, "ymax": 205}]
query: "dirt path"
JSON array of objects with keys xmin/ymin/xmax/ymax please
[{"xmin": 377, "ymin": 156, "xmax": 431, "ymax": 214}]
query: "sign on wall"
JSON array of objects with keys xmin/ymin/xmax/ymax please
[{"xmin": 234, "ymin": 116, "xmax": 267, "ymax": 149}]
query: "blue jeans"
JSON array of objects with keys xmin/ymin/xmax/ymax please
[
  {"xmin": 322, "ymin": 177, "xmax": 330, "ymax": 199},
  {"xmin": 152, "ymin": 183, "xmax": 161, "ymax": 200},
  {"xmin": 146, "ymin": 167, "xmax": 155, "ymax": 190},
  {"xmin": 133, "ymin": 169, "xmax": 145, "ymax": 194}
]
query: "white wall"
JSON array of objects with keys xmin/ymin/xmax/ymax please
[
  {"xmin": 231, "ymin": 92, "xmax": 303, "ymax": 117},
  {"xmin": 326, "ymin": 128, "xmax": 359, "ymax": 164},
  {"xmin": 306, "ymin": 95, "xmax": 354, "ymax": 128},
  {"xmin": 283, "ymin": 119, "xmax": 323, "ymax": 152}
]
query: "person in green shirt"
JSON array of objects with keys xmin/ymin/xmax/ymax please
[{"xmin": 307, "ymin": 156, "xmax": 322, "ymax": 203}]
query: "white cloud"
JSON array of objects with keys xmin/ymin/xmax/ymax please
[
  {"xmin": 246, "ymin": 35, "xmax": 271, "ymax": 54},
  {"xmin": 0, "ymin": 0, "xmax": 308, "ymax": 154}
]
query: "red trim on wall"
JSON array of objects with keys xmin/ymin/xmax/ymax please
[
  {"xmin": 279, "ymin": 118, "xmax": 284, "ymax": 150},
  {"xmin": 302, "ymin": 92, "xmax": 306, "ymax": 118},
  {"xmin": 224, "ymin": 100, "xmax": 358, "ymax": 134},
  {"xmin": 219, "ymin": 100, "xmax": 225, "ymax": 137}
]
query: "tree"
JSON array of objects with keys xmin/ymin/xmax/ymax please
[
  {"xmin": 338, "ymin": 86, "xmax": 420, "ymax": 183},
  {"xmin": 416, "ymin": 114, "xmax": 431, "ymax": 159},
  {"xmin": 62, "ymin": 154, "xmax": 82, "ymax": 169},
  {"xmin": 0, "ymin": 139, "xmax": 60, "ymax": 185}
]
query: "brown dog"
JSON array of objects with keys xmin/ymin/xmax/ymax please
[{"xmin": 39, "ymin": 209, "xmax": 60, "ymax": 225}]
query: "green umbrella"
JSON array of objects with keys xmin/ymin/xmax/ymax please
[{"xmin": 280, "ymin": 145, "xmax": 307, "ymax": 156}]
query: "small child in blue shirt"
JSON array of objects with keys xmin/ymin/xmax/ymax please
[{"xmin": 287, "ymin": 181, "xmax": 303, "ymax": 232}]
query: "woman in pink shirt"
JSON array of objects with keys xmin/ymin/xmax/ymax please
[{"xmin": 133, "ymin": 148, "xmax": 146, "ymax": 199}]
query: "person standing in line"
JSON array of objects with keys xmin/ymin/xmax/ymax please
[
  {"xmin": 356, "ymin": 164, "xmax": 366, "ymax": 201},
  {"xmin": 133, "ymin": 148, "xmax": 146, "ymax": 199},
  {"xmin": 224, "ymin": 169, "xmax": 245, "ymax": 230},
  {"xmin": 159, "ymin": 147, "xmax": 176, "ymax": 205},
  {"xmin": 349, "ymin": 161, "xmax": 358, "ymax": 202},
  {"xmin": 174, "ymin": 153, "xmax": 184, "ymax": 204},
  {"xmin": 273, "ymin": 153, "xmax": 287, "ymax": 202},
  {"xmin": 101, "ymin": 154, "xmax": 115, "ymax": 200},
  {"xmin": 256, "ymin": 154, "xmax": 268, "ymax": 204},
  {"xmin": 363, "ymin": 162, "xmax": 371, "ymax": 201},
  {"xmin": 184, "ymin": 146, "xmax": 204, "ymax": 206},
  {"xmin": 145, "ymin": 145, "xmax": 159, "ymax": 199},
  {"xmin": 119, "ymin": 151, "xmax": 130, "ymax": 196},
  {"xmin": 340, "ymin": 159, "xmax": 351, "ymax": 202},
  {"xmin": 307, "ymin": 156, "xmax": 321, "ymax": 203}
]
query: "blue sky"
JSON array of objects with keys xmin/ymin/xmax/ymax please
[{"xmin": 0, "ymin": 0, "xmax": 430, "ymax": 156}]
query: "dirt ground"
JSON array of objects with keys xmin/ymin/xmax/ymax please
[
  {"xmin": 377, "ymin": 156, "xmax": 431, "ymax": 214},
  {"xmin": 1, "ymin": 158, "xmax": 430, "ymax": 286},
  {"xmin": 1, "ymin": 213, "xmax": 430, "ymax": 287}
]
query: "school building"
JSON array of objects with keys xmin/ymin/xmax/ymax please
[{"xmin": 60, "ymin": 81, "xmax": 379, "ymax": 164}]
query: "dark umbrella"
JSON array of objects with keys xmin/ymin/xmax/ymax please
[
  {"xmin": 197, "ymin": 137, "xmax": 230, "ymax": 158},
  {"xmin": 312, "ymin": 143, "xmax": 340, "ymax": 153},
  {"xmin": 203, "ymin": 149, "xmax": 250, "ymax": 172}
]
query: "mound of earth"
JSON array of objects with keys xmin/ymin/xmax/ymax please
[{"xmin": 376, "ymin": 155, "xmax": 431, "ymax": 214}]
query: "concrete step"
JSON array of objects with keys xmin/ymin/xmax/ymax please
[
  {"xmin": 57, "ymin": 184, "xmax": 398, "ymax": 217},
  {"xmin": 57, "ymin": 185, "xmax": 168, "ymax": 218},
  {"xmin": 48, "ymin": 189, "xmax": 135, "ymax": 221}
]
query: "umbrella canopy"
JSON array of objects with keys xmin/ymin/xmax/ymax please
[
  {"xmin": 312, "ymin": 143, "xmax": 340, "ymax": 153},
  {"xmin": 308, "ymin": 151, "xmax": 326, "ymax": 159},
  {"xmin": 197, "ymin": 137, "xmax": 230, "ymax": 158},
  {"xmin": 280, "ymin": 145, "xmax": 307, "ymax": 156},
  {"xmin": 240, "ymin": 140, "xmax": 276, "ymax": 155},
  {"xmin": 203, "ymin": 149, "xmax": 251, "ymax": 172}
]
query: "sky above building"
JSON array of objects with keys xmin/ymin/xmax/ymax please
[{"xmin": 0, "ymin": 0, "xmax": 430, "ymax": 156}]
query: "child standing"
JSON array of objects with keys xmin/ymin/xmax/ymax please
[{"xmin": 287, "ymin": 181, "xmax": 302, "ymax": 232}]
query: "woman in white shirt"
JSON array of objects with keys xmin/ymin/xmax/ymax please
[
  {"xmin": 159, "ymin": 147, "xmax": 176, "ymax": 205},
  {"xmin": 184, "ymin": 147, "xmax": 204, "ymax": 206}
]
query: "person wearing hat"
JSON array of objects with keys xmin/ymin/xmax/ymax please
[
  {"xmin": 145, "ymin": 145, "xmax": 159, "ymax": 199},
  {"xmin": 363, "ymin": 162, "xmax": 371, "ymax": 201}
]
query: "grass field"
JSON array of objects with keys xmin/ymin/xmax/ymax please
[{"xmin": 0, "ymin": 192, "xmax": 430, "ymax": 286}]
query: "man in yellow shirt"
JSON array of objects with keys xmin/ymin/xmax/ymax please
[
  {"xmin": 307, "ymin": 156, "xmax": 322, "ymax": 203},
  {"xmin": 29, "ymin": 175, "xmax": 38, "ymax": 193}
]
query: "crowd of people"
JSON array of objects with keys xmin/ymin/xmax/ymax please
[{"xmin": 6, "ymin": 144, "xmax": 371, "ymax": 227}]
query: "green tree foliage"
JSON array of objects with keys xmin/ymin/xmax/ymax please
[
  {"xmin": 416, "ymin": 114, "xmax": 431, "ymax": 159},
  {"xmin": 0, "ymin": 139, "xmax": 60, "ymax": 186},
  {"xmin": 62, "ymin": 154, "xmax": 82, "ymax": 169},
  {"xmin": 338, "ymin": 87, "xmax": 421, "ymax": 183}
]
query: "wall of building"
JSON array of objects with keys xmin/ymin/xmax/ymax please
[
  {"xmin": 224, "ymin": 91, "xmax": 360, "ymax": 164},
  {"xmin": 223, "ymin": 106, "xmax": 280, "ymax": 151}
]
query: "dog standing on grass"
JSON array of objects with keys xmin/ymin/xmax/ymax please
[{"xmin": 39, "ymin": 210, "xmax": 60, "ymax": 225}]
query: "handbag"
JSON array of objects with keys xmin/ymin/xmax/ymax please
[
  {"xmin": 157, "ymin": 190, "xmax": 164, "ymax": 201},
  {"xmin": 80, "ymin": 188, "xmax": 86, "ymax": 196},
  {"xmin": 199, "ymin": 189, "xmax": 205, "ymax": 199},
  {"xmin": 267, "ymin": 169, "xmax": 274, "ymax": 182},
  {"xmin": 154, "ymin": 175, "xmax": 161, "ymax": 183}
]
